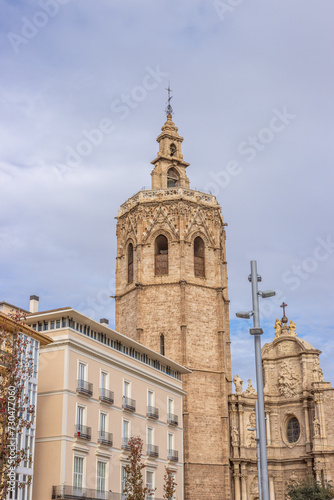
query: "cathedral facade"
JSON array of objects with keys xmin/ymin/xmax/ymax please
[{"xmin": 229, "ymin": 311, "xmax": 334, "ymax": 500}]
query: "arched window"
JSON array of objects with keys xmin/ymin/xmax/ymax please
[
  {"xmin": 170, "ymin": 143, "xmax": 177, "ymax": 157},
  {"xmin": 286, "ymin": 417, "xmax": 300, "ymax": 443},
  {"xmin": 155, "ymin": 235, "xmax": 168, "ymax": 275},
  {"xmin": 194, "ymin": 236, "xmax": 205, "ymax": 277},
  {"xmin": 160, "ymin": 334, "xmax": 165, "ymax": 356},
  {"xmin": 167, "ymin": 167, "xmax": 179, "ymax": 188},
  {"xmin": 127, "ymin": 243, "xmax": 133, "ymax": 283}
]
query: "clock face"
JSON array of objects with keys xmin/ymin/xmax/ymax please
[{"xmin": 170, "ymin": 144, "xmax": 176, "ymax": 156}]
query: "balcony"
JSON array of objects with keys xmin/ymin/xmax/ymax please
[
  {"xmin": 52, "ymin": 485, "xmax": 113, "ymax": 499},
  {"xmin": 74, "ymin": 424, "xmax": 91, "ymax": 441},
  {"xmin": 167, "ymin": 413, "xmax": 178, "ymax": 426},
  {"xmin": 122, "ymin": 396, "xmax": 136, "ymax": 412},
  {"xmin": 147, "ymin": 444, "xmax": 159, "ymax": 458},
  {"xmin": 99, "ymin": 388, "xmax": 114, "ymax": 405},
  {"xmin": 76, "ymin": 379, "xmax": 93, "ymax": 397},
  {"xmin": 168, "ymin": 449, "xmax": 178, "ymax": 462},
  {"xmin": 98, "ymin": 430, "xmax": 113, "ymax": 446},
  {"xmin": 147, "ymin": 405, "xmax": 159, "ymax": 419},
  {"xmin": 121, "ymin": 437, "xmax": 131, "ymax": 450}
]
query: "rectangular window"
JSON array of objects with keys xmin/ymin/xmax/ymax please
[
  {"xmin": 148, "ymin": 390, "xmax": 154, "ymax": 407},
  {"xmin": 168, "ymin": 432, "xmax": 173, "ymax": 452},
  {"xmin": 121, "ymin": 466, "xmax": 127, "ymax": 500},
  {"xmin": 100, "ymin": 412, "xmax": 107, "ymax": 433},
  {"xmin": 146, "ymin": 470, "xmax": 154, "ymax": 499},
  {"xmin": 123, "ymin": 380, "xmax": 130, "ymax": 398},
  {"xmin": 168, "ymin": 398, "xmax": 174, "ymax": 414},
  {"xmin": 73, "ymin": 456, "xmax": 84, "ymax": 492},
  {"xmin": 50, "ymin": 320, "xmax": 55, "ymax": 329},
  {"xmin": 77, "ymin": 406, "xmax": 85, "ymax": 426},
  {"xmin": 101, "ymin": 371, "xmax": 108, "ymax": 390},
  {"xmin": 78, "ymin": 362, "xmax": 86, "ymax": 381},
  {"xmin": 123, "ymin": 419, "xmax": 129, "ymax": 439},
  {"xmin": 97, "ymin": 461, "xmax": 106, "ymax": 495},
  {"xmin": 56, "ymin": 319, "xmax": 60, "ymax": 328},
  {"xmin": 147, "ymin": 427, "xmax": 153, "ymax": 446}
]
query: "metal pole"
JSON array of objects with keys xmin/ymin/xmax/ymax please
[
  {"xmin": 255, "ymin": 400, "xmax": 262, "ymax": 500},
  {"xmin": 250, "ymin": 260, "xmax": 269, "ymax": 500}
]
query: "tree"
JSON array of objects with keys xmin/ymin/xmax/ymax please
[
  {"xmin": 163, "ymin": 467, "xmax": 177, "ymax": 500},
  {"xmin": 123, "ymin": 436, "xmax": 155, "ymax": 500},
  {"xmin": 0, "ymin": 311, "xmax": 34, "ymax": 498},
  {"xmin": 287, "ymin": 476, "xmax": 334, "ymax": 500}
]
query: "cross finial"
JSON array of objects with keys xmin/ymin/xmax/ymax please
[
  {"xmin": 280, "ymin": 302, "xmax": 288, "ymax": 323},
  {"xmin": 165, "ymin": 82, "xmax": 173, "ymax": 116}
]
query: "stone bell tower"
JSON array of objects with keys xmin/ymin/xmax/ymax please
[{"xmin": 115, "ymin": 107, "xmax": 232, "ymax": 499}]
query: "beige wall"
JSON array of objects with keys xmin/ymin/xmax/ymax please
[{"xmin": 31, "ymin": 323, "xmax": 185, "ymax": 500}]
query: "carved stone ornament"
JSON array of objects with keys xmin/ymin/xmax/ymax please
[
  {"xmin": 274, "ymin": 318, "xmax": 282, "ymax": 337},
  {"xmin": 243, "ymin": 379, "xmax": 257, "ymax": 397},
  {"xmin": 278, "ymin": 361, "xmax": 299, "ymax": 398},
  {"xmin": 313, "ymin": 358, "xmax": 325, "ymax": 383}
]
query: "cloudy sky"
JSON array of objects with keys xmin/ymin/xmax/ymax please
[{"xmin": 1, "ymin": 0, "xmax": 333, "ymax": 387}]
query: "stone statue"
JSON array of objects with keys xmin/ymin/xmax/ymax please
[
  {"xmin": 313, "ymin": 358, "xmax": 325, "ymax": 382},
  {"xmin": 274, "ymin": 318, "xmax": 282, "ymax": 337},
  {"xmin": 233, "ymin": 374, "xmax": 243, "ymax": 395},
  {"xmin": 243, "ymin": 379, "xmax": 257, "ymax": 397},
  {"xmin": 278, "ymin": 361, "xmax": 299, "ymax": 398},
  {"xmin": 249, "ymin": 412, "xmax": 256, "ymax": 427},
  {"xmin": 313, "ymin": 417, "xmax": 321, "ymax": 437},
  {"xmin": 289, "ymin": 320, "xmax": 297, "ymax": 336},
  {"xmin": 231, "ymin": 426, "xmax": 239, "ymax": 445}
]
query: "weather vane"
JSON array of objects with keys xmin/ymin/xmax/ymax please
[{"xmin": 165, "ymin": 82, "xmax": 173, "ymax": 116}]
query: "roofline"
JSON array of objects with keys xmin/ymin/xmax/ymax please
[
  {"xmin": 27, "ymin": 308, "xmax": 190, "ymax": 374},
  {"xmin": 0, "ymin": 301, "xmax": 29, "ymax": 314},
  {"xmin": 0, "ymin": 313, "xmax": 52, "ymax": 345}
]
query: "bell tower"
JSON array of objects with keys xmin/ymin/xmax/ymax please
[{"xmin": 115, "ymin": 104, "xmax": 232, "ymax": 499}]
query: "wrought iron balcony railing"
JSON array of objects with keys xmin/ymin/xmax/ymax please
[
  {"xmin": 147, "ymin": 405, "xmax": 159, "ymax": 419},
  {"xmin": 76, "ymin": 379, "xmax": 93, "ymax": 397},
  {"xmin": 52, "ymin": 485, "xmax": 112, "ymax": 499},
  {"xmin": 147, "ymin": 444, "xmax": 159, "ymax": 458},
  {"xmin": 99, "ymin": 388, "xmax": 114, "ymax": 404},
  {"xmin": 98, "ymin": 430, "xmax": 113, "ymax": 446},
  {"xmin": 122, "ymin": 396, "xmax": 136, "ymax": 412},
  {"xmin": 121, "ymin": 437, "xmax": 131, "ymax": 450},
  {"xmin": 74, "ymin": 424, "xmax": 91, "ymax": 440},
  {"xmin": 167, "ymin": 413, "xmax": 178, "ymax": 426},
  {"xmin": 167, "ymin": 449, "xmax": 178, "ymax": 462}
]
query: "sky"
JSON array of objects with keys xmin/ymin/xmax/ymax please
[{"xmin": 1, "ymin": 0, "xmax": 334, "ymax": 388}]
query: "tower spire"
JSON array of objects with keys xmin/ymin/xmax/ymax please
[{"xmin": 165, "ymin": 82, "xmax": 173, "ymax": 116}]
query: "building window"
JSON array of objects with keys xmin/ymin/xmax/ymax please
[
  {"xmin": 194, "ymin": 236, "xmax": 205, "ymax": 277},
  {"xmin": 286, "ymin": 416, "xmax": 300, "ymax": 443},
  {"xmin": 123, "ymin": 380, "xmax": 130, "ymax": 398},
  {"xmin": 128, "ymin": 243, "xmax": 134, "ymax": 283},
  {"xmin": 100, "ymin": 412, "xmax": 107, "ymax": 433},
  {"xmin": 146, "ymin": 470, "xmax": 155, "ymax": 498},
  {"xmin": 155, "ymin": 235, "xmax": 168, "ymax": 275},
  {"xmin": 160, "ymin": 334, "xmax": 165, "ymax": 356},
  {"xmin": 148, "ymin": 390, "xmax": 154, "ymax": 407},
  {"xmin": 97, "ymin": 461, "xmax": 106, "ymax": 496},
  {"xmin": 78, "ymin": 362, "xmax": 86, "ymax": 382},
  {"xmin": 73, "ymin": 456, "xmax": 84, "ymax": 493},
  {"xmin": 121, "ymin": 466, "xmax": 127, "ymax": 500},
  {"xmin": 169, "ymin": 143, "xmax": 177, "ymax": 157},
  {"xmin": 167, "ymin": 167, "xmax": 179, "ymax": 187}
]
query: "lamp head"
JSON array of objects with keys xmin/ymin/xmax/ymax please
[
  {"xmin": 236, "ymin": 311, "xmax": 254, "ymax": 319},
  {"xmin": 258, "ymin": 290, "xmax": 276, "ymax": 298}
]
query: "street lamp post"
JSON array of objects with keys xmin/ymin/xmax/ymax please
[{"xmin": 236, "ymin": 260, "xmax": 275, "ymax": 500}]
